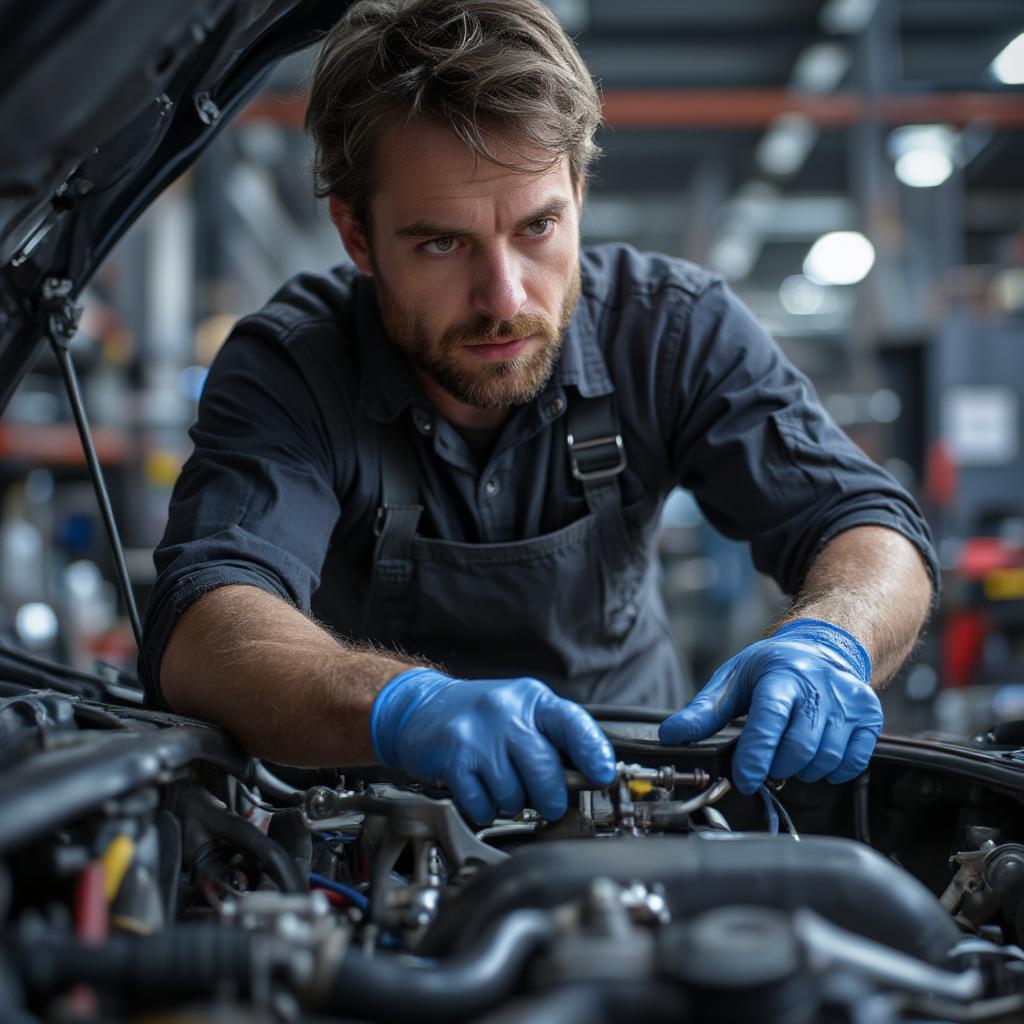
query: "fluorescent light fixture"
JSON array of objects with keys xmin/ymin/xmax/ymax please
[
  {"xmin": 803, "ymin": 231, "xmax": 875, "ymax": 286},
  {"xmin": 894, "ymin": 150, "xmax": 954, "ymax": 188},
  {"xmin": 16, "ymin": 602, "xmax": 58, "ymax": 648},
  {"xmin": 819, "ymin": 0, "xmax": 879, "ymax": 35},
  {"xmin": 756, "ymin": 115, "xmax": 818, "ymax": 176},
  {"xmin": 868, "ymin": 389, "xmax": 902, "ymax": 424},
  {"xmin": 709, "ymin": 235, "xmax": 759, "ymax": 281},
  {"xmin": 791, "ymin": 43, "xmax": 850, "ymax": 93},
  {"xmin": 779, "ymin": 275, "xmax": 827, "ymax": 315},
  {"xmin": 888, "ymin": 124, "xmax": 956, "ymax": 188},
  {"xmin": 992, "ymin": 32, "xmax": 1024, "ymax": 85},
  {"xmin": 545, "ymin": 0, "xmax": 589, "ymax": 32}
]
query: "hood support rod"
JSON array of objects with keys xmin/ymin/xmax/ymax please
[{"xmin": 41, "ymin": 277, "xmax": 143, "ymax": 651}]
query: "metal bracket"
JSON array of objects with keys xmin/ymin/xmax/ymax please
[
  {"xmin": 566, "ymin": 431, "xmax": 626, "ymax": 482},
  {"xmin": 303, "ymin": 786, "xmax": 508, "ymax": 872},
  {"xmin": 39, "ymin": 277, "xmax": 82, "ymax": 349}
]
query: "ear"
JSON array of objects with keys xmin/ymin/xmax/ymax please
[{"xmin": 328, "ymin": 196, "xmax": 373, "ymax": 276}]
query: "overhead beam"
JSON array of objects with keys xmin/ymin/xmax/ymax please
[
  {"xmin": 600, "ymin": 90, "xmax": 1024, "ymax": 128},
  {"xmin": 239, "ymin": 89, "xmax": 1024, "ymax": 130}
]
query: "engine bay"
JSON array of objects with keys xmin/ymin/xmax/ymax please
[{"xmin": 4, "ymin": 654, "xmax": 1024, "ymax": 1023}]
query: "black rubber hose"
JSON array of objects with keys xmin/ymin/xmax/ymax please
[
  {"xmin": 420, "ymin": 835, "xmax": 961, "ymax": 964},
  {"xmin": 467, "ymin": 985, "xmax": 609, "ymax": 1024},
  {"xmin": 19, "ymin": 912, "xmax": 555, "ymax": 1022},
  {"xmin": 16, "ymin": 925, "xmax": 253, "ymax": 1000},
  {"xmin": 175, "ymin": 785, "xmax": 306, "ymax": 894},
  {"xmin": 318, "ymin": 909, "xmax": 557, "ymax": 1022},
  {"xmin": 467, "ymin": 982, "xmax": 685, "ymax": 1024}
]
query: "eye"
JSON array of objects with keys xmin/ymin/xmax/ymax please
[
  {"xmin": 522, "ymin": 218, "xmax": 554, "ymax": 238},
  {"xmin": 422, "ymin": 236, "xmax": 459, "ymax": 255}
]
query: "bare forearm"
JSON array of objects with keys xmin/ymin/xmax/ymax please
[
  {"xmin": 776, "ymin": 526, "xmax": 934, "ymax": 686},
  {"xmin": 159, "ymin": 585, "xmax": 422, "ymax": 765}
]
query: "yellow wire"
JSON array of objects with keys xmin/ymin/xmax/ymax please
[{"xmin": 101, "ymin": 835, "xmax": 136, "ymax": 902}]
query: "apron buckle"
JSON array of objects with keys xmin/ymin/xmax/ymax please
[{"xmin": 567, "ymin": 431, "xmax": 626, "ymax": 482}]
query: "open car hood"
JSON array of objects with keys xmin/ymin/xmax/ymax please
[{"xmin": 0, "ymin": 0, "xmax": 346, "ymax": 413}]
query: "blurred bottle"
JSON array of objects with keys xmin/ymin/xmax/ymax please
[{"xmin": 61, "ymin": 559, "xmax": 116, "ymax": 671}]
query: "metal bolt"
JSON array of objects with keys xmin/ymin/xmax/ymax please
[{"xmin": 195, "ymin": 93, "xmax": 221, "ymax": 125}]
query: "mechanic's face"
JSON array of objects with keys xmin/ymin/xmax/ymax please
[{"xmin": 330, "ymin": 119, "xmax": 582, "ymax": 421}]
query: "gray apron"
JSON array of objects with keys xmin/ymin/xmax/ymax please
[{"xmin": 346, "ymin": 390, "xmax": 686, "ymax": 708}]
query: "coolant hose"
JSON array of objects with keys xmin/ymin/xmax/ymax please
[
  {"xmin": 16, "ymin": 924, "xmax": 253, "ymax": 1001},
  {"xmin": 17, "ymin": 911, "xmax": 557, "ymax": 1022},
  {"xmin": 175, "ymin": 784, "xmax": 306, "ymax": 894},
  {"xmin": 317, "ymin": 909, "xmax": 557, "ymax": 1022}
]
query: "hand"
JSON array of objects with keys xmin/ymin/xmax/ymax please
[
  {"xmin": 658, "ymin": 618, "xmax": 883, "ymax": 793},
  {"xmin": 371, "ymin": 668, "xmax": 616, "ymax": 822}
]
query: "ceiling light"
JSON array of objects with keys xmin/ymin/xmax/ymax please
[
  {"xmin": 894, "ymin": 151, "xmax": 953, "ymax": 188},
  {"xmin": 868, "ymin": 389, "xmax": 902, "ymax": 424},
  {"xmin": 888, "ymin": 124, "xmax": 956, "ymax": 188},
  {"xmin": 16, "ymin": 602, "xmax": 58, "ymax": 648},
  {"xmin": 756, "ymin": 115, "xmax": 818, "ymax": 177},
  {"xmin": 803, "ymin": 231, "xmax": 875, "ymax": 286},
  {"xmin": 545, "ymin": 0, "xmax": 589, "ymax": 32},
  {"xmin": 991, "ymin": 32, "xmax": 1024, "ymax": 85},
  {"xmin": 709, "ymin": 236, "xmax": 758, "ymax": 281},
  {"xmin": 791, "ymin": 43, "xmax": 850, "ymax": 93},
  {"xmin": 779, "ymin": 275, "xmax": 827, "ymax": 315},
  {"xmin": 819, "ymin": 0, "xmax": 879, "ymax": 35}
]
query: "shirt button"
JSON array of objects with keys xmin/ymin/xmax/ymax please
[
  {"xmin": 544, "ymin": 397, "xmax": 565, "ymax": 417},
  {"xmin": 412, "ymin": 409, "xmax": 434, "ymax": 434},
  {"xmin": 484, "ymin": 478, "xmax": 500, "ymax": 497}
]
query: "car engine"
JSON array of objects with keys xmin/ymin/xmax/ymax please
[{"xmin": 4, "ymin": 650, "xmax": 1024, "ymax": 1023}]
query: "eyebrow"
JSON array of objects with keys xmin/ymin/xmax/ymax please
[{"xmin": 394, "ymin": 198, "xmax": 571, "ymax": 239}]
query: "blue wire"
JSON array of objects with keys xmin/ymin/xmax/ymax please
[
  {"xmin": 759, "ymin": 786, "xmax": 780, "ymax": 834},
  {"xmin": 318, "ymin": 831, "xmax": 358, "ymax": 843},
  {"xmin": 770, "ymin": 789, "xmax": 801, "ymax": 841},
  {"xmin": 309, "ymin": 872, "xmax": 369, "ymax": 910}
]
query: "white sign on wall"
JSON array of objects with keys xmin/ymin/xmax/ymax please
[{"xmin": 943, "ymin": 385, "xmax": 1019, "ymax": 466}]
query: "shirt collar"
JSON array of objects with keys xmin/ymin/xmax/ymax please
[{"xmin": 354, "ymin": 260, "xmax": 613, "ymax": 425}]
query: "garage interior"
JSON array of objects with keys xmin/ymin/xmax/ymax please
[
  {"xmin": 5, "ymin": 2, "xmax": 1024, "ymax": 1022},
  {"xmin": 4, "ymin": 0, "xmax": 1023, "ymax": 733}
]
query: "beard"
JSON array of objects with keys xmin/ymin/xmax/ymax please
[{"xmin": 374, "ymin": 264, "xmax": 581, "ymax": 410}]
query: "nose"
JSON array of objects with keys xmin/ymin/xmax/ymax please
[{"xmin": 470, "ymin": 246, "xmax": 527, "ymax": 323}]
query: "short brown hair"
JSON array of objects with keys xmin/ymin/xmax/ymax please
[{"xmin": 304, "ymin": 0, "xmax": 602, "ymax": 225}]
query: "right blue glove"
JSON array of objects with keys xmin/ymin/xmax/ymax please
[{"xmin": 371, "ymin": 668, "xmax": 616, "ymax": 823}]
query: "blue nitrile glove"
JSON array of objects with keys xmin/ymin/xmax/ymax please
[
  {"xmin": 371, "ymin": 668, "xmax": 617, "ymax": 823},
  {"xmin": 658, "ymin": 618, "xmax": 883, "ymax": 794}
]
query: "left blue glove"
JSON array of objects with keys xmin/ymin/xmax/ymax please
[{"xmin": 658, "ymin": 618, "xmax": 882, "ymax": 794}]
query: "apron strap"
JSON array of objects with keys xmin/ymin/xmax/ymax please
[
  {"xmin": 565, "ymin": 391, "xmax": 627, "ymax": 513},
  {"xmin": 371, "ymin": 415, "xmax": 423, "ymax": 578},
  {"xmin": 567, "ymin": 391, "xmax": 643, "ymax": 640}
]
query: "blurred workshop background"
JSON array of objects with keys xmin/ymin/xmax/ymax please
[{"xmin": 2, "ymin": 0, "xmax": 1023, "ymax": 737}]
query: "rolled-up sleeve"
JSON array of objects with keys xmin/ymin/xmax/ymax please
[
  {"xmin": 657, "ymin": 280, "xmax": 938, "ymax": 598},
  {"xmin": 139, "ymin": 326, "xmax": 342, "ymax": 707}
]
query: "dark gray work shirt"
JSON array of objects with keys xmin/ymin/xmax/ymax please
[{"xmin": 139, "ymin": 243, "xmax": 937, "ymax": 707}]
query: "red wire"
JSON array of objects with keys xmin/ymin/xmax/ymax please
[
  {"xmin": 74, "ymin": 860, "xmax": 108, "ymax": 944},
  {"xmin": 68, "ymin": 860, "xmax": 108, "ymax": 1016}
]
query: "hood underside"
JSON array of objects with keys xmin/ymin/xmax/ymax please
[{"xmin": 0, "ymin": 0, "xmax": 347, "ymax": 412}]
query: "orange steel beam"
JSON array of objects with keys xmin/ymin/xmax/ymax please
[
  {"xmin": 238, "ymin": 88, "xmax": 1024, "ymax": 130},
  {"xmin": 0, "ymin": 424, "xmax": 130, "ymax": 466},
  {"xmin": 603, "ymin": 89, "xmax": 862, "ymax": 127},
  {"xmin": 601, "ymin": 89, "xmax": 1024, "ymax": 129}
]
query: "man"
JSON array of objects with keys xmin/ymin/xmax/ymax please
[{"xmin": 141, "ymin": 0, "xmax": 936, "ymax": 824}]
